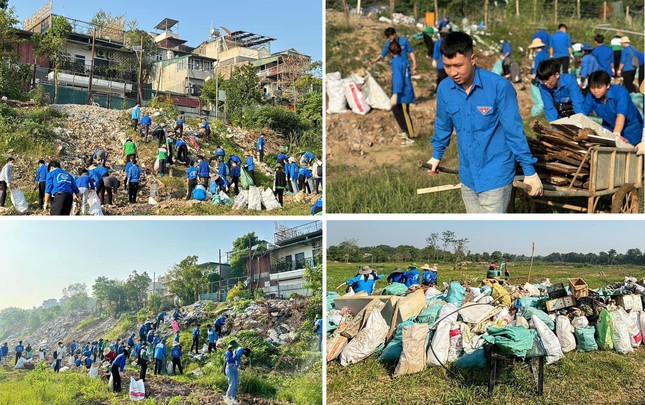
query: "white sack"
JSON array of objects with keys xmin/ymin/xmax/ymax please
[
  {"xmin": 362, "ymin": 72, "xmax": 391, "ymax": 111},
  {"xmin": 342, "ymin": 80, "xmax": 371, "ymax": 115},
  {"xmin": 340, "ymin": 307, "xmax": 388, "ymax": 366},
  {"xmin": 247, "ymin": 186, "xmax": 262, "ymax": 211},
  {"xmin": 261, "ymin": 187, "xmax": 282, "ymax": 210},
  {"xmin": 426, "ymin": 320, "xmax": 450, "ymax": 367},
  {"xmin": 530, "ymin": 316, "xmax": 564, "ymax": 364},
  {"xmin": 555, "ymin": 315, "xmax": 577, "ymax": 353},
  {"xmin": 325, "ymin": 72, "xmax": 348, "ymax": 114}
]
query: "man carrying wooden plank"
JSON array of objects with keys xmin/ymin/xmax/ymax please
[{"xmin": 425, "ymin": 32, "xmax": 543, "ymax": 213}]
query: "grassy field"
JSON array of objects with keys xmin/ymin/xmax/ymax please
[{"xmin": 327, "ymin": 262, "xmax": 645, "ymax": 404}]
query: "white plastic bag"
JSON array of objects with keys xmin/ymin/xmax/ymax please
[
  {"xmin": 447, "ymin": 322, "xmax": 464, "ymax": 363},
  {"xmin": 88, "ymin": 365, "xmax": 99, "ymax": 378},
  {"xmin": 129, "ymin": 377, "xmax": 145, "ymax": 401},
  {"xmin": 555, "ymin": 315, "xmax": 576, "ymax": 353},
  {"xmin": 261, "ymin": 187, "xmax": 282, "ymax": 210},
  {"xmin": 362, "ymin": 72, "xmax": 391, "ymax": 111},
  {"xmin": 247, "ymin": 186, "xmax": 262, "ymax": 211},
  {"xmin": 14, "ymin": 357, "xmax": 26, "ymax": 369},
  {"xmin": 342, "ymin": 80, "xmax": 371, "ymax": 115},
  {"xmin": 611, "ymin": 308, "xmax": 634, "ymax": 354},
  {"xmin": 571, "ymin": 316, "xmax": 589, "ymax": 329},
  {"xmin": 325, "ymin": 72, "xmax": 348, "ymax": 114},
  {"xmin": 9, "ymin": 188, "xmax": 28, "ymax": 213},
  {"xmin": 167, "ymin": 362, "xmax": 174, "ymax": 375},
  {"xmin": 426, "ymin": 320, "xmax": 450, "ymax": 366},
  {"xmin": 627, "ymin": 310, "xmax": 642, "ymax": 348},
  {"xmin": 459, "ymin": 304, "xmax": 496, "ymax": 324},
  {"xmin": 425, "ymin": 287, "xmax": 442, "ymax": 299},
  {"xmin": 87, "ymin": 190, "xmax": 103, "ymax": 216},
  {"xmin": 232, "ymin": 190, "xmax": 248, "ymax": 210},
  {"xmin": 436, "ymin": 303, "xmax": 458, "ymax": 326},
  {"xmin": 530, "ymin": 316, "xmax": 564, "ymax": 364},
  {"xmin": 340, "ymin": 307, "xmax": 388, "ymax": 366}
]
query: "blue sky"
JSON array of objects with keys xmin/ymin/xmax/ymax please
[
  {"xmin": 11, "ymin": 0, "xmax": 322, "ymax": 61},
  {"xmin": 0, "ymin": 219, "xmax": 315, "ymax": 310},
  {"xmin": 327, "ymin": 219, "xmax": 644, "ymax": 256}
]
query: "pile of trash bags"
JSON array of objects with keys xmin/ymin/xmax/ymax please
[
  {"xmin": 326, "ymin": 277, "xmax": 645, "ymax": 377},
  {"xmin": 326, "ymin": 71, "xmax": 391, "ymax": 115},
  {"xmin": 231, "ymin": 186, "xmax": 282, "ymax": 211}
]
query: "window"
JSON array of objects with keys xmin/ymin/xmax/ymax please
[
  {"xmin": 295, "ymin": 253, "xmax": 305, "ymax": 269},
  {"xmin": 284, "ymin": 255, "xmax": 292, "ymax": 272},
  {"xmin": 192, "ymin": 59, "xmax": 201, "ymax": 70},
  {"xmin": 155, "ymin": 54, "xmax": 163, "ymax": 61}
]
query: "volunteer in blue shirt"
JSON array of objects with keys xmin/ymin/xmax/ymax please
[
  {"xmin": 140, "ymin": 113, "xmax": 152, "ymax": 141},
  {"xmin": 244, "ymin": 151, "xmax": 256, "ymax": 185},
  {"xmin": 225, "ymin": 341, "xmax": 250, "ymax": 404},
  {"xmin": 214, "ymin": 315, "xmax": 227, "ymax": 335},
  {"xmin": 257, "ymin": 133, "xmax": 265, "ymax": 163},
  {"xmin": 432, "ymin": 32, "xmax": 448, "ymax": 92},
  {"xmin": 127, "ymin": 159, "xmax": 141, "ymax": 203},
  {"xmin": 44, "ymin": 161, "xmax": 80, "ymax": 215},
  {"xmin": 0, "ymin": 342, "xmax": 8, "ymax": 364},
  {"xmin": 582, "ymin": 70, "xmax": 644, "ymax": 150},
  {"xmin": 580, "ymin": 43, "xmax": 599, "ymax": 88},
  {"xmin": 437, "ymin": 14, "xmax": 451, "ymax": 31},
  {"xmin": 592, "ymin": 34, "xmax": 614, "ymax": 76},
  {"xmin": 532, "ymin": 29, "xmax": 550, "ymax": 53},
  {"xmin": 207, "ymin": 326, "xmax": 218, "ymax": 353},
  {"xmin": 198, "ymin": 156, "xmax": 210, "ymax": 186},
  {"xmin": 386, "ymin": 267, "xmax": 405, "ymax": 284},
  {"xmin": 286, "ymin": 157, "xmax": 299, "ymax": 193},
  {"xmin": 389, "ymin": 40, "xmax": 416, "ymax": 146},
  {"xmin": 371, "ymin": 27, "xmax": 417, "ymax": 74},
  {"xmin": 90, "ymin": 164, "xmax": 108, "ymax": 204},
  {"xmin": 427, "ymin": 32, "xmax": 543, "ymax": 213},
  {"xmin": 310, "ymin": 197, "xmax": 322, "ymax": 215},
  {"xmin": 298, "ymin": 166, "xmax": 313, "ymax": 194},
  {"xmin": 276, "ymin": 152, "xmax": 288, "ymax": 165},
  {"xmin": 34, "ymin": 159, "xmax": 48, "ymax": 209},
  {"xmin": 314, "ymin": 316, "xmax": 323, "ymax": 351},
  {"xmin": 171, "ymin": 341, "xmax": 183, "ymax": 375},
  {"xmin": 529, "ymin": 38, "xmax": 549, "ymax": 116},
  {"xmin": 549, "ymin": 24, "xmax": 573, "ymax": 73},
  {"xmin": 153, "ymin": 340, "xmax": 166, "ymax": 375},
  {"xmin": 190, "ymin": 324, "xmax": 201, "ymax": 354},
  {"xmin": 15, "ymin": 341, "xmax": 24, "ymax": 365},
  {"xmin": 127, "ymin": 334, "xmax": 135, "ymax": 348},
  {"xmin": 618, "ymin": 36, "xmax": 640, "ymax": 93},
  {"xmin": 210, "ymin": 173, "xmax": 229, "ymax": 194},
  {"xmin": 230, "ymin": 161, "xmax": 241, "ymax": 195},
  {"xmin": 174, "ymin": 114, "xmax": 185, "ymax": 136},
  {"xmin": 175, "ymin": 137, "xmax": 188, "ymax": 164},
  {"xmin": 500, "ymin": 39, "xmax": 512, "ymax": 62},
  {"xmin": 111, "ymin": 348, "xmax": 128, "ymax": 392},
  {"xmin": 537, "ymin": 58, "xmax": 585, "ymax": 122},
  {"xmin": 402, "ymin": 263, "xmax": 420, "ymax": 287},
  {"xmin": 345, "ymin": 266, "xmax": 383, "ymax": 295},
  {"xmin": 201, "ymin": 118, "xmax": 211, "ymax": 141},
  {"xmin": 92, "ymin": 149, "xmax": 107, "ymax": 166},
  {"xmin": 131, "ymin": 103, "xmax": 140, "ymax": 131},
  {"xmin": 185, "ymin": 161, "xmax": 198, "ymax": 200}
]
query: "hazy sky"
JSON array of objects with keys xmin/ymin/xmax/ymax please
[
  {"xmin": 0, "ymin": 219, "xmax": 315, "ymax": 310},
  {"xmin": 12, "ymin": 0, "xmax": 322, "ymax": 61},
  {"xmin": 327, "ymin": 219, "xmax": 645, "ymax": 256}
]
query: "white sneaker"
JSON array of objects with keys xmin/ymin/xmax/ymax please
[
  {"xmin": 398, "ymin": 132, "xmax": 408, "ymax": 138},
  {"xmin": 401, "ymin": 138, "xmax": 414, "ymax": 146}
]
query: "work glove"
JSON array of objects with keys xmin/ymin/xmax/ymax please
[
  {"xmin": 426, "ymin": 157, "xmax": 441, "ymax": 174},
  {"xmin": 431, "ymin": 59, "xmax": 437, "ymax": 68},
  {"xmin": 636, "ymin": 142, "xmax": 644, "ymax": 156},
  {"xmin": 523, "ymin": 173, "xmax": 543, "ymax": 197},
  {"xmin": 390, "ymin": 94, "xmax": 398, "ymax": 106}
]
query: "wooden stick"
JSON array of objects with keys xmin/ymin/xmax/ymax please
[
  {"xmin": 416, "ymin": 184, "xmax": 462, "ymax": 194},
  {"xmin": 527, "ymin": 242, "xmax": 535, "ymax": 283}
]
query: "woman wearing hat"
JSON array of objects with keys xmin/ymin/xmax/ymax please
[
  {"xmin": 344, "ymin": 266, "xmax": 383, "ymax": 295},
  {"xmin": 618, "ymin": 36, "xmax": 639, "ymax": 93},
  {"xmin": 244, "ymin": 151, "xmax": 256, "ymax": 185},
  {"xmin": 528, "ymin": 38, "xmax": 549, "ymax": 116},
  {"xmin": 402, "ymin": 263, "xmax": 420, "ymax": 288},
  {"xmin": 224, "ymin": 341, "xmax": 251, "ymax": 405}
]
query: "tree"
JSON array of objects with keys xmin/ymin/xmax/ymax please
[
  {"xmin": 123, "ymin": 271, "xmax": 151, "ymax": 311},
  {"xmin": 451, "ymin": 238, "xmax": 469, "ymax": 268},
  {"xmin": 125, "ymin": 25, "xmax": 158, "ymax": 104},
  {"xmin": 281, "ymin": 55, "xmax": 312, "ymax": 110},
  {"xmin": 491, "ymin": 250, "xmax": 503, "ymax": 263},
  {"xmin": 441, "ymin": 230, "xmax": 455, "ymax": 261},
  {"xmin": 92, "ymin": 276, "xmax": 124, "ymax": 316},
  {"xmin": 221, "ymin": 63, "xmax": 262, "ymax": 124},
  {"xmin": 0, "ymin": 6, "xmax": 18, "ymax": 60},
  {"xmin": 89, "ymin": 9, "xmax": 126, "ymax": 42},
  {"xmin": 230, "ymin": 233, "xmax": 268, "ymax": 278},
  {"xmin": 339, "ymin": 238, "xmax": 359, "ymax": 263},
  {"xmin": 61, "ymin": 283, "xmax": 91, "ymax": 311},
  {"xmin": 426, "ymin": 232, "xmax": 439, "ymax": 261},
  {"xmin": 32, "ymin": 16, "xmax": 72, "ymax": 103},
  {"xmin": 166, "ymin": 256, "xmax": 206, "ymax": 305}
]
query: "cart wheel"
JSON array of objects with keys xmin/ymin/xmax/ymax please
[{"xmin": 611, "ymin": 184, "xmax": 639, "ymax": 213}]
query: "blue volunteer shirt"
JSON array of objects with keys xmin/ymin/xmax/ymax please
[
  {"xmin": 231, "ymin": 166, "xmax": 240, "ymax": 178},
  {"xmin": 229, "ymin": 155, "xmax": 242, "ymax": 164},
  {"xmin": 245, "ymin": 156, "xmax": 255, "ymax": 171},
  {"xmin": 131, "ymin": 106, "xmax": 140, "ymax": 120},
  {"xmin": 432, "ymin": 66, "xmax": 537, "ymax": 193},
  {"xmin": 75, "ymin": 175, "xmax": 94, "ymax": 189},
  {"xmin": 186, "ymin": 166, "xmax": 198, "ymax": 180},
  {"xmin": 113, "ymin": 353, "xmax": 127, "ymax": 371},
  {"xmin": 218, "ymin": 162, "xmax": 228, "ymax": 177},
  {"xmin": 592, "ymin": 44, "xmax": 614, "ymax": 75},
  {"xmin": 550, "ymin": 31, "xmax": 571, "ymax": 58},
  {"xmin": 125, "ymin": 161, "xmax": 133, "ymax": 175},
  {"xmin": 581, "ymin": 85, "xmax": 644, "ymax": 146},
  {"xmin": 422, "ymin": 270, "xmax": 433, "ymax": 283},
  {"xmin": 171, "ymin": 346, "xmax": 182, "ymax": 358},
  {"xmin": 402, "ymin": 269, "xmax": 420, "ymax": 287},
  {"xmin": 387, "ymin": 272, "xmax": 405, "ymax": 284},
  {"xmin": 391, "ymin": 56, "xmax": 416, "ymax": 104},
  {"xmin": 175, "ymin": 139, "xmax": 187, "ymax": 148},
  {"xmin": 580, "ymin": 54, "xmax": 599, "ymax": 78},
  {"xmin": 215, "ymin": 147, "xmax": 226, "ymax": 157},
  {"xmin": 127, "ymin": 165, "xmax": 141, "ymax": 183},
  {"xmin": 538, "ymin": 73, "xmax": 585, "ymax": 121},
  {"xmin": 433, "ymin": 38, "xmax": 444, "ymax": 69},
  {"xmin": 532, "ymin": 48, "xmax": 550, "ymax": 75},
  {"xmin": 85, "ymin": 357, "xmax": 93, "ymax": 368},
  {"xmin": 501, "ymin": 41, "xmax": 511, "ymax": 57},
  {"xmin": 533, "ymin": 30, "xmax": 551, "ymax": 49},
  {"xmin": 176, "ymin": 117, "xmax": 185, "ymax": 125},
  {"xmin": 202, "ymin": 121, "xmax": 210, "ymax": 129},
  {"xmin": 192, "ymin": 327, "xmax": 200, "ymax": 337},
  {"xmin": 345, "ymin": 274, "xmax": 382, "ymax": 295},
  {"xmin": 299, "ymin": 167, "xmax": 312, "ymax": 179},
  {"xmin": 46, "ymin": 168, "xmax": 80, "ymax": 195},
  {"xmin": 140, "ymin": 115, "xmax": 151, "ymax": 125},
  {"xmin": 90, "ymin": 166, "xmax": 108, "ymax": 184},
  {"xmin": 215, "ymin": 317, "xmax": 226, "ymax": 326},
  {"xmin": 35, "ymin": 164, "xmax": 48, "ymax": 182},
  {"xmin": 381, "ymin": 36, "xmax": 414, "ymax": 59},
  {"xmin": 310, "ymin": 198, "xmax": 322, "ymax": 215},
  {"xmin": 620, "ymin": 45, "xmax": 637, "ymax": 72},
  {"xmin": 208, "ymin": 329, "xmax": 217, "ymax": 343},
  {"xmin": 198, "ymin": 161, "xmax": 210, "ymax": 177},
  {"xmin": 257, "ymin": 135, "xmax": 264, "ymax": 151},
  {"xmin": 16, "ymin": 344, "xmax": 24, "ymax": 353}
]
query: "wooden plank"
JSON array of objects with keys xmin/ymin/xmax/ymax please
[{"xmin": 535, "ymin": 161, "xmax": 588, "ymax": 175}]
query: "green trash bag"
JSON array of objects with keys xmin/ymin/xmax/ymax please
[
  {"xmin": 530, "ymin": 83, "xmax": 544, "ymax": 117},
  {"xmin": 454, "ymin": 347, "xmax": 488, "ymax": 369},
  {"xmin": 240, "ymin": 168, "xmax": 254, "ymax": 189},
  {"xmin": 483, "ymin": 326, "xmax": 537, "ymax": 358},
  {"xmin": 596, "ymin": 309, "xmax": 614, "ymax": 350},
  {"xmin": 326, "ymin": 291, "xmax": 340, "ymax": 311},
  {"xmin": 521, "ymin": 306, "xmax": 554, "ymax": 330},
  {"xmin": 575, "ymin": 326, "xmax": 598, "ymax": 352},
  {"xmin": 378, "ymin": 320, "xmax": 415, "ymax": 362},
  {"xmin": 492, "ymin": 59, "xmax": 503, "ymax": 75},
  {"xmin": 446, "ymin": 281, "xmax": 465, "ymax": 307},
  {"xmin": 630, "ymin": 93, "xmax": 643, "ymax": 112},
  {"xmin": 518, "ymin": 297, "xmax": 542, "ymax": 309},
  {"xmin": 416, "ymin": 303, "xmax": 445, "ymax": 325},
  {"xmin": 382, "ymin": 282, "xmax": 408, "ymax": 296}
]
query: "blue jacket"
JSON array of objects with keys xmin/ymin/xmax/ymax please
[
  {"xmin": 432, "ymin": 67, "xmax": 537, "ymax": 193},
  {"xmin": 538, "ymin": 73, "xmax": 584, "ymax": 121},
  {"xmin": 580, "ymin": 54, "xmax": 599, "ymax": 79},
  {"xmin": 35, "ymin": 164, "xmax": 48, "ymax": 182},
  {"xmin": 127, "ymin": 165, "xmax": 141, "ymax": 183},
  {"xmin": 592, "ymin": 44, "xmax": 614, "ymax": 75},
  {"xmin": 176, "ymin": 117, "xmax": 185, "ymax": 125},
  {"xmin": 620, "ymin": 45, "xmax": 638, "ymax": 72},
  {"xmin": 139, "ymin": 324, "xmax": 147, "ymax": 336},
  {"xmin": 533, "ymin": 30, "xmax": 550, "ymax": 49},
  {"xmin": 192, "ymin": 327, "xmax": 200, "ymax": 337},
  {"xmin": 192, "ymin": 185, "xmax": 207, "ymax": 200},
  {"xmin": 215, "ymin": 147, "xmax": 226, "ymax": 157},
  {"xmin": 300, "ymin": 151, "xmax": 315, "ymax": 165},
  {"xmin": 127, "ymin": 336, "xmax": 135, "ymax": 347},
  {"xmin": 131, "ymin": 106, "xmax": 140, "ymax": 120},
  {"xmin": 46, "ymin": 168, "xmax": 80, "ymax": 195},
  {"xmin": 532, "ymin": 48, "xmax": 550, "ymax": 75},
  {"xmin": 125, "ymin": 161, "xmax": 133, "ymax": 175},
  {"xmin": 186, "ymin": 166, "xmax": 198, "ymax": 180},
  {"xmin": 154, "ymin": 343, "xmax": 166, "ymax": 360},
  {"xmin": 315, "ymin": 319, "xmax": 323, "ymax": 335},
  {"xmin": 140, "ymin": 115, "xmax": 151, "ymax": 125},
  {"xmin": 229, "ymin": 155, "xmax": 242, "ymax": 164},
  {"xmin": 16, "ymin": 344, "xmax": 24, "ymax": 353},
  {"xmin": 171, "ymin": 345, "xmax": 182, "ymax": 358},
  {"xmin": 298, "ymin": 167, "xmax": 312, "ymax": 179},
  {"xmin": 75, "ymin": 175, "xmax": 95, "ymax": 189},
  {"xmin": 70, "ymin": 342, "xmax": 77, "ymax": 352},
  {"xmin": 231, "ymin": 166, "xmax": 240, "ymax": 178},
  {"xmin": 402, "ymin": 269, "xmax": 420, "ymax": 287},
  {"xmin": 345, "ymin": 274, "xmax": 383, "ymax": 295},
  {"xmin": 208, "ymin": 329, "xmax": 217, "ymax": 343},
  {"xmin": 218, "ymin": 162, "xmax": 229, "ymax": 178},
  {"xmin": 153, "ymin": 337, "xmax": 161, "ymax": 347},
  {"xmin": 391, "ymin": 56, "xmax": 416, "ymax": 104},
  {"xmin": 75, "ymin": 358, "xmax": 82, "ymax": 367},
  {"xmin": 550, "ymin": 31, "xmax": 571, "ymax": 58},
  {"xmin": 112, "ymin": 353, "xmax": 127, "ymax": 371},
  {"xmin": 245, "ymin": 156, "xmax": 255, "ymax": 171},
  {"xmin": 257, "ymin": 135, "xmax": 264, "ymax": 151},
  {"xmin": 310, "ymin": 198, "xmax": 322, "ymax": 215},
  {"xmin": 175, "ymin": 139, "xmax": 187, "ymax": 148},
  {"xmin": 582, "ymin": 85, "xmax": 644, "ymax": 146},
  {"xmin": 422, "ymin": 270, "xmax": 433, "ymax": 283},
  {"xmin": 174, "ymin": 333, "xmax": 180, "ymax": 343},
  {"xmin": 225, "ymin": 349, "xmax": 238, "ymax": 364},
  {"xmin": 198, "ymin": 161, "xmax": 210, "ymax": 177},
  {"xmin": 147, "ymin": 331, "xmax": 154, "ymax": 343},
  {"xmin": 90, "ymin": 166, "xmax": 108, "ymax": 185},
  {"xmin": 501, "ymin": 41, "xmax": 512, "ymax": 57},
  {"xmin": 215, "ymin": 316, "xmax": 226, "ymax": 326},
  {"xmin": 157, "ymin": 312, "xmax": 165, "ymax": 321},
  {"xmin": 381, "ymin": 36, "xmax": 414, "ymax": 59},
  {"xmin": 210, "ymin": 176, "xmax": 228, "ymax": 193},
  {"xmin": 277, "ymin": 153, "xmax": 288, "ymax": 163},
  {"xmin": 84, "ymin": 357, "xmax": 93, "ymax": 368},
  {"xmin": 0, "ymin": 346, "xmax": 8, "ymax": 356},
  {"xmin": 387, "ymin": 272, "xmax": 405, "ymax": 284},
  {"xmin": 202, "ymin": 121, "xmax": 210, "ymax": 129},
  {"xmin": 433, "ymin": 38, "xmax": 444, "ymax": 69}
]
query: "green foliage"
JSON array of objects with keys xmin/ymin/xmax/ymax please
[
  {"xmin": 28, "ymin": 84, "xmax": 49, "ymax": 106},
  {"xmin": 0, "ymin": 6, "xmax": 19, "ymax": 60},
  {"xmin": 229, "ymin": 232, "xmax": 267, "ymax": 278},
  {"xmin": 226, "ymin": 330, "xmax": 278, "ymax": 368},
  {"xmin": 165, "ymin": 255, "xmax": 205, "ymax": 305},
  {"xmin": 276, "ymin": 361, "xmax": 322, "ymax": 404},
  {"xmin": 239, "ymin": 371, "xmax": 278, "ymax": 397},
  {"xmin": 238, "ymin": 105, "xmax": 304, "ymax": 136},
  {"xmin": 221, "ymin": 64, "xmax": 262, "ymax": 125},
  {"xmin": 0, "ymin": 62, "xmax": 32, "ymax": 100},
  {"xmin": 105, "ymin": 312, "xmax": 136, "ymax": 340},
  {"xmin": 227, "ymin": 282, "xmax": 252, "ymax": 302},
  {"xmin": 148, "ymin": 94, "xmax": 180, "ymax": 122},
  {"xmin": 32, "ymin": 16, "xmax": 72, "ymax": 103},
  {"xmin": 147, "ymin": 292, "xmax": 162, "ymax": 312},
  {"xmin": 92, "ymin": 270, "xmax": 151, "ymax": 316}
]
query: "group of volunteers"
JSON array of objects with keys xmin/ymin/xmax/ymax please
[
  {"xmin": 344, "ymin": 263, "xmax": 440, "ymax": 295},
  {"xmin": 369, "ymin": 19, "xmax": 643, "ymax": 214}
]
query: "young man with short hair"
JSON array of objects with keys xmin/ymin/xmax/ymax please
[
  {"xmin": 549, "ymin": 24, "xmax": 573, "ymax": 73},
  {"xmin": 427, "ymin": 32, "xmax": 542, "ymax": 213},
  {"xmin": 536, "ymin": 58, "xmax": 584, "ymax": 122}
]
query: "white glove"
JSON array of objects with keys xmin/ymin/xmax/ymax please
[
  {"xmin": 426, "ymin": 157, "xmax": 441, "ymax": 174},
  {"xmin": 524, "ymin": 173, "xmax": 543, "ymax": 197},
  {"xmin": 636, "ymin": 142, "xmax": 644, "ymax": 156},
  {"xmin": 390, "ymin": 94, "xmax": 398, "ymax": 106},
  {"xmin": 431, "ymin": 59, "xmax": 437, "ymax": 68}
]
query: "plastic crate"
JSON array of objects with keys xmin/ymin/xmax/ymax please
[
  {"xmin": 568, "ymin": 278, "xmax": 589, "ymax": 299},
  {"xmin": 546, "ymin": 283, "xmax": 567, "ymax": 299}
]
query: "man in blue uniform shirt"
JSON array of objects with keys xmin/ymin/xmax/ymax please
[
  {"xmin": 44, "ymin": 161, "xmax": 79, "ymax": 215},
  {"xmin": 537, "ymin": 58, "xmax": 585, "ymax": 121},
  {"xmin": 592, "ymin": 34, "xmax": 614, "ymax": 76},
  {"xmin": 371, "ymin": 27, "xmax": 417, "ymax": 74},
  {"xmin": 426, "ymin": 32, "xmax": 542, "ymax": 213},
  {"xmin": 256, "ymin": 133, "xmax": 265, "ymax": 163},
  {"xmin": 549, "ymin": 24, "xmax": 573, "ymax": 73},
  {"xmin": 34, "ymin": 159, "xmax": 48, "ymax": 209},
  {"xmin": 185, "ymin": 161, "xmax": 198, "ymax": 200}
]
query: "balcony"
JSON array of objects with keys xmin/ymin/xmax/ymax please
[
  {"xmin": 270, "ymin": 256, "xmax": 318, "ymax": 274},
  {"xmin": 274, "ymin": 221, "xmax": 322, "ymax": 245},
  {"xmin": 57, "ymin": 57, "xmax": 137, "ymax": 82}
]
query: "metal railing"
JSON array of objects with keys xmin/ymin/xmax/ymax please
[
  {"xmin": 270, "ymin": 256, "xmax": 318, "ymax": 274},
  {"xmin": 57, "ymin": 57, "xmax": 137, "ymax": 82},
  {"xmin": 274, "ymin": 221, "xmax": 322, "ymax": 245}
]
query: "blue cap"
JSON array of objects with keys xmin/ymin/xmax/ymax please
[{"xmin": 581, "ymin": 43, "xmax": 594, "ymax": 51}]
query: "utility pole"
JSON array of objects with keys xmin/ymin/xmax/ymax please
[
  {"xmin": 515, "ymin": 0, "xmax": 520, "ymax": 17},
  {"xmin": 87, "ymin": 28, "xmax": 96, "ymax": 105},
  {"xmin": 485, "ymin": 0, "xmax": 489, "ymax": 31},
  {"xmin": 138, "ymin": 37, "xmax": 144, "ymax": 105},
  {"xmin": 248, "ymin": 239, "xmax": 253, "ymax": 295},
  {"xmin": 218, "ymin": 249, "xmax": 222, "ymax": 302},
  {"xmin": 577, "ymin": 0, "xmax": 581, "ymax": 19}
]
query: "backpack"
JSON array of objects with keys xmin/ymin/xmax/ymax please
[{"xmin": 316, "ymin": 163, "xmax": 322, "ymax": 177}]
